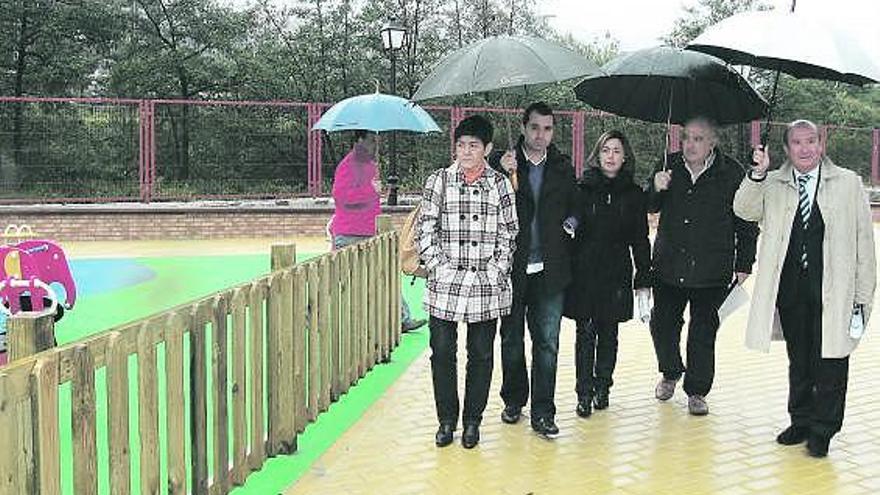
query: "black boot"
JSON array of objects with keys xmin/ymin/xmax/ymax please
[
  {"xmin": 461, "ymin": 424, "xmax": 480, "ymax": 449},
  {"xmin": 576, "ymin": 397, "xmax": 592, "ymax": 418},
  {"xmin": 593, "ymin": 388, "xmax": 609, "ymax": 410},
  {"xmin": 435, "ymin": 424, "xmax": 454, "ymax": 447}
]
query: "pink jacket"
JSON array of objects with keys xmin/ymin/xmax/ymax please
[{"xmin": 330, "ymin": 144, "xmax": 380, "ymax": 237}]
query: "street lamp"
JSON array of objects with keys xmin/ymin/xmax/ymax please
[{"xmin": 380, "ymin": 17, "xmax": 407, "ymax": 206}]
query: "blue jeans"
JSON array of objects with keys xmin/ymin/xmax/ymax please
[
  {"xmin": 500, "ymin": 271, "xmax": 564, "ymax": 420},
  {"xmin": 333, "ymin": 233, "xmax": 415, "ymax": 324}
]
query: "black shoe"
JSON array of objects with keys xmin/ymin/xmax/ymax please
[
  {"xmin": 593, "ymin": 388, "xmax": 609, "ymax": 410},
  {"xmin": 402, "ymin": 318, "xmax": 427, "ymax": 333},
  {"xmin": 435, "ymin": 424, "xmax": 454, "ymax": 447},
  {"xmin": 501, "ymin": 406, "xmax": 521, "ymax": 424},
  {"xmin": 461, "ymin": 424, "xmax": 480, "ymax": 449},
  {"xmin": 776, "ymin": 425, "xmax": 809, "ymax": 446},
  {"xmin": 531, "ymin": 417, "xmax": 560, "ymax": 439},
  {"xmin": 807, "ymin": 434, "xmax": 830, "ymax": 458},
  {"xmin": 576, "ymin": 398, "xmax": 592, "ymax": 418}
]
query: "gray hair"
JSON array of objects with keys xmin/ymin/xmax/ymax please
[
  {"xmin": 684, "ymin": 116, "xmax": 719, "ymax": 141},
  {"xmin": 782, "ymin": 119, "xmax": 819, "ymax": 148}
]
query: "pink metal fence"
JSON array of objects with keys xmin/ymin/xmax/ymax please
[{"xmin": 0, "ymin": 96, "xmax": 877, "ymax": 204}]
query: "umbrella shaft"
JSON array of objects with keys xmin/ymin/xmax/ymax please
[{"xmin": 761, "ymin": 70, "xmax": 782, "ymax": 146}]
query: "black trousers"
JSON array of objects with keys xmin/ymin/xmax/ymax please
[
  {"xmin": 429, "ymin": 316, "xmax": 497, "ymax": 427},
  {"xmin": 649, "ymin": 280, "xmax": 727, "ymax": 397},
  {"xmin": 575, "ymin": 318, "xmax": 619, "ymax": 399},
  {"xmin": 778, "ymin": 300, "xmax": 849, "ymax": 439}
]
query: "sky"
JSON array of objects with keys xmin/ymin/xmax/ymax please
[{"xmin": 537, "ymin": 0, "xmax": 880, "ymax": 51}]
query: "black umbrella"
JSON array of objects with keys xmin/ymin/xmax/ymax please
[{"xmin": 574, "ymin": 46, "xmax": 768, "ymax": 126}]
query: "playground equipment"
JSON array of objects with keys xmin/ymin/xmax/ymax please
[{"xmin": 0, "ymin": 225, "xmax": 77, "ymax": 364}]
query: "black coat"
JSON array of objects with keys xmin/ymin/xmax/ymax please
[
  {"xmin": 488, "ymin": 137, "xmax": 580, "ymax": 296},
  {"xmin": 564, "ymin": 168, "xmax": 652, "ymax": 322},
  {"xmin": 646, "ymin": 151, "xmax": 758, "ymax": 288}
]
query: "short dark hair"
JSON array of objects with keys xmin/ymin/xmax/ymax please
[
  {"xmin": 587, "ymin": 130, "xmax": 637, "ymax": 176},
  {"xmin": 454, "ymin": 115, "xmax": 493, "ymax": 145},
  {"xmin": 354, "ymin": 129, "xmax": 368, "ymax": 141},
  {"xmin": 522, "ymin": 101, "xmax": 554, "ymax": 125}
]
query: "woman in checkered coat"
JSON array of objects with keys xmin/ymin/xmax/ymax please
[{"xmin": 416, "ymin": 115, "xmax": 519, "ymax": 449}]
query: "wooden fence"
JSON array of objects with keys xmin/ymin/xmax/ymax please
[{"xmin": 0, "ymin": 227, "xmax": 400, "ymax": 494}]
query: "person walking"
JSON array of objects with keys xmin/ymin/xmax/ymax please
[
  {"xmin": 565, "ymin": 130, "xmax": 651, "ymax": 418},
  {"xmin": 417, "ymin": 115, "xmax": 519, "ymax": 449}
]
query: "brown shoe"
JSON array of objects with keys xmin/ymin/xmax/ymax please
[
  {"xmin": 688, "ymin": 395, "xmax": 709, "ymax": 416},
  {"xmin": 655, "ymin": 376, "xmax": 679, "ymax": 401}
]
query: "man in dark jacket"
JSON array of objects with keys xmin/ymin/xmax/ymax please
[
  {"xmin": 647, "ymin": 116, "xmax": 758, "ymax": 416},
  {"xmin": 488, "ymin": 102, "xmax": 579, "ymax": 438}
]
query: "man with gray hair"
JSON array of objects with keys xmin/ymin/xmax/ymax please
[
  {"xmin": 734, "ymin": 119, "xmax": 875, "ymax": 457},
  {"xmin": 647, "ymin": 116, "xmax": 758, "ymax": 416}
]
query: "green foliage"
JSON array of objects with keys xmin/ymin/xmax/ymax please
[
  {"xmin": 0, "ymin": 0, "xmax": 876, "ymax": 202},
  {"xmin": 0, "ymin": 0, "xmax": 123, "ymax": 96}
]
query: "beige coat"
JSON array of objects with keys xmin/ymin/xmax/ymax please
[{"xmin": 733, "ymin": 157, "xmax": 876, "ymax": 358}]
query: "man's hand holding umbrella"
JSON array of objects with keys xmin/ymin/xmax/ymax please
[{"xmin": 499, "ymin": 150, "xmax": 518, "ymax": 190}]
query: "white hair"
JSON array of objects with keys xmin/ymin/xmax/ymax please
[{"xmin": 783, "ymin": 119, "xmax": 820, "ymax": 147}]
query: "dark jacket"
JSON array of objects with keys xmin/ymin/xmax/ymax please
[
  {"xmin": 565, "ymin": 168, "xmax": 652, "ymax": 322},
  {"xmin": 646, "ymin": 151, "xmax": 758, "ymax": 288},
  {"xmin": 488, "ymin": 136, "xmax": 580, "ymax": 295}
]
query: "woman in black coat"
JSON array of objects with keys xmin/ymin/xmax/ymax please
[{"xmin": 565, "ymin": 130, "xmax": 652, "ymax": 418}]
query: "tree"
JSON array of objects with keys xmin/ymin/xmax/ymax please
[
  {"xmin": 662, "ymin": 0, "xmax": 770, "ymax": 48},
  {"xmin": 109, "ymin": 0, "xmax": 253, "ymax": 180},
  {"xmin": 0, "ymin": 0, "xmax": 121, "ymax": 183}
]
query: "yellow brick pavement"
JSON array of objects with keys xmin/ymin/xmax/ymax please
[{"xmin": 287, "ymin": 279, "xmax": 880, "ymax": 494}]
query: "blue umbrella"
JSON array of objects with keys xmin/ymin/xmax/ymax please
[{"xmin": 312, "ymin": 92, "xmax": 441, "ymax": 133}]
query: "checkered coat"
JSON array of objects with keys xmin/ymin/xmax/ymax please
[{"xmin": 417, "ymin": 163, "xmax": 519, "ymax": 323}]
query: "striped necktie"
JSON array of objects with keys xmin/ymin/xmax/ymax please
[{"xmin": 797, "ymin": 174, "xmax": 812, "ymax": 267}]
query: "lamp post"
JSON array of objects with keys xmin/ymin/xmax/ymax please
[{"xmin": 380, "ymin": 17, "xmax": 407, "ymax": 206}]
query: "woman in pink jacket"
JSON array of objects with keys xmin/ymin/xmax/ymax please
[
  {"xmin": 331, "ymin": 130, "xmax": 426, "ymax": 332},
  {"xmin": 330, "ymin": 130, "xmax": 382, "ymax": 247}
]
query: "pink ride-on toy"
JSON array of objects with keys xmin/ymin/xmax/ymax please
[{"xmin": 0, "ymin": 225, "xmax": 77, "ymax": 365}]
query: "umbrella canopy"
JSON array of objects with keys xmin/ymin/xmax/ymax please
[
  {"xmin": 574, "ymin": 46, "xmax": 768, "ymax": 125},
  {"xmin": 312, "ymin": 92, "xmax": 441, "ymax": 133},
  {"xmin": 411, "ymin": 35, "xmax": 602, "ymax": 101},
  {"xmin": 687, "ymin": 10, "xmax": 880, "ymax": 86}
]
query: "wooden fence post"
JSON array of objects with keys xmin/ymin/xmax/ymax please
[
  {"xmin": 377, "ymin": 215, "xmax": 401, "ymax": 351},
  {"xmin": 271, "ymin": 244, "xmax": 297, "ymax": 271},
  {"xmin": 376, "ymin": 214, "xmax": 393, "ymax": 235},
  {"xmin": 7, "ymin": 312, "xmax": 56, "ymax": 362},
  {"xmin": 266, "ymin": 243, "xmax": 297, "ymax": 456}
]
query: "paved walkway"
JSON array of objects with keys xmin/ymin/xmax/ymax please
[{"xmin": 286, "ymin": 280, "xmax": 880, "ymax": 493}]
